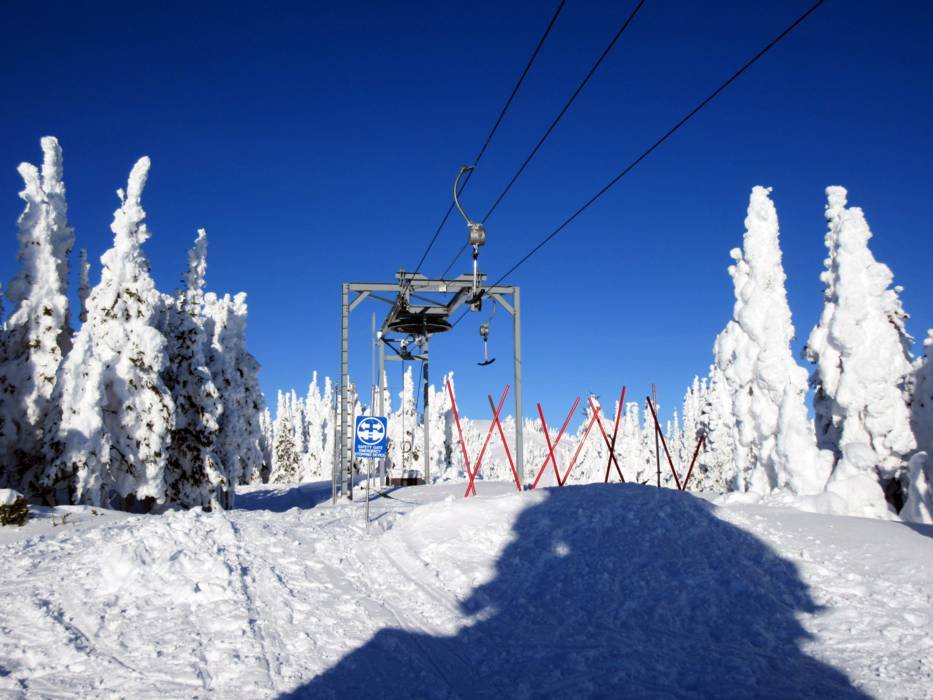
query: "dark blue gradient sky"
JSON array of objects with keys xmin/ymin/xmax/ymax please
[{"xmin": 1, "ymin": 0, "xmax": 930, "ymax": 420}]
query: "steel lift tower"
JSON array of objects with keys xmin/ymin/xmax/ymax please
[{"xmin": 336, "ymin": 272, "xmax": 523, "ymax": 499}]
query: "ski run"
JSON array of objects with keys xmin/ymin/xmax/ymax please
[{"xmin": 1, "ymin": 481, "xmax": 931, "ymax": 698}]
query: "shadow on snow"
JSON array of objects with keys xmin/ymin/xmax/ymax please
[
  {"xmin": 283, "ymin": 484, "xmax": 868, "ymax": 699},
  {"xmin": 235, "ymin": 480, "xmax": 334, "ymax": 513}
]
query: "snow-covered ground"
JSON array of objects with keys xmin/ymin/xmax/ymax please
[{"xmin": 1, "ymin": 481, "xmax": 931, "ymax": 698}]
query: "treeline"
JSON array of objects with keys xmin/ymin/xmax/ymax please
[{"xmin": 0, "ymin": 138, "xmax": 270, "ymax": 511}]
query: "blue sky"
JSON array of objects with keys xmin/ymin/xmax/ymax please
[{"xmin": 1, "ymin": 0, "xmax": 931, "ymax": 423}]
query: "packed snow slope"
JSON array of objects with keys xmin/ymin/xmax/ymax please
[{"xmin": 1, "ymin": 483, "xmax": 931, "ymax": 699}]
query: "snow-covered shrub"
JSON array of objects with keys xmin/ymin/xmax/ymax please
[
  {"xmin": 0, "ymin": 137, "xmax": 74, "ymax": 496},
  {"xmin": 44, "ymin": 156, "xmax": 174, "ymax": 509},
  {"xmin": 804, "ymin": 187, "xmax": 915, "ymax": 516},
  {"xmin": 0, "ymin": 489, "xmax": 29, "ymax": 526},
  {"xmin": 713, "ymin": 186, "xmax": 831, "ymax": 497}
]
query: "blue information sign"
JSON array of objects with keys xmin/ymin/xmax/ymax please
[{"xmin": 354, "ymin": 415, "xmax": 388, "ymax": 459}]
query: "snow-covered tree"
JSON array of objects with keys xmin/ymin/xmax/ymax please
[
  {"xmin": 618, "ymin": 403, "xmax": 645, "ymax": 483},
  {"xmin": 290, "ymin": 389, "xmax": 308, "ymax": 475},
  {"xmin": 0, "ymin": 138, "xmax": 74, "ymax": 495},
  {"xmin": 713, "ymin": 186, "xmax": 831, "ymax": 497},
  {"xmin": 566, "ymin": 397, "xmax": 608, "ymax": 485},
  {"xmin": 692, "ymin": 366, "xmax": 735, "ymax": 493},
  {"xmin": 388, "ymin": 366, "xmax": 418, "ymax": 476},
  {"xmin": 667, "ymin": 411, "xmax": 682, "ymax": 474},
  {"xmin": 426, "ymin": 371, "xmax": 455, "ymax": 480},
  {"xmin": 160, "ymin": 229, "xmax": 227, "ymax": 509},
  {"xmin": 679, "ymin": 377, "xmax": 703, "ymax": 468},
  {"xmin": 258, "ymin": 406, "xmax": 274, "ymax": 482},
  {"xmin": 271, "ymin": 390, "xmax": 300, "ymax": 482},
  {"xmin": 910, "ymin": 330, "xmax": 933, "ymax": 455},
  {"xmin": 204, "ymin": 291, "xmax": 267, "ymax": 488},
  {"xmin": 901, "ymin": 452, "xmax": 932, "ymax": 524},
  {"xmin": 300, "ymin": 373, "xmax": 328, "ymax": 481},
  {"xmin": 44, "ymin": 156, "xmax": 175, "ymax": 509},
  {"xmin": 321, "ymin": 376, "xmax": 336, "ymax": 483},
  {"xmin": 78, "ymin": 248, "xmax": 90, "ymax": 324},
  {"xmin": 41, "ymin": 137, "xmax": 75, "ymax": 319},
  {"xmin": 641, "ymin": 398, "xmax": 663, "ymax": 487},
  {"xmin": 804, "ymin": 187, "xmax": 915, "ymax": 516}
]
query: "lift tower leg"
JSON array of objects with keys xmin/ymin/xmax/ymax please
[
  {"xmin": 423, "ymin": 337, "xmax": 430, "ymax": 484},
  {"xmin": 340, "ymin": 283, "xmax": 351, "ymax": 499},
  {"xmin": 513, "ymin": 286, "xmax": 524, "ymax": 487}
]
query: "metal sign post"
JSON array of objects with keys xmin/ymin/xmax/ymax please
[{"xmin": 355, "ymin": 415, "xmax": 388, "ymax": 525}]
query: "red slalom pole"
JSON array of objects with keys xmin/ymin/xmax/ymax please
[
  {"xmin": 531, "ymin": 397, "xmax": 580, "ymax": 489},
  {"xmin": 589, "ymin": 396, "xmax": 624, "ymax": 483},
  {"xmin": 602, "ymin": 387, "xmax": 626, "ymax": 483},
  {"xmin": 681, "ymin": 434, "xmax": 706, "ymax": 492},
  {"xmin": 488, "ymin": 394, "xmax": 522, "ymax": 492},
  {"xmin": 560, "ymin": 407, "xmax": 599, "ymax": 486},
  {"xmin": 645, "ymin": 396, "xmax": 682, "ymax": 490},
  {"xmin": 463, "ymin": 385, "xmax": 510, "ymax": 498},
  {"xmin": 447, "ymin": 379, "xmax": 476, "ymax": 496}
]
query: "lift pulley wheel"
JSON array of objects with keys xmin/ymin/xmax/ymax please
[{"xmin": 387, "ymin": 312, "xmax": 452, "ymax": 335}]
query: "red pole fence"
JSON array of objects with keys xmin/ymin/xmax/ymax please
[
  {"xmin": 531, "ymin": 397, "xmax": 579, "ymax": 490},
  {"xmin": 488, "ymin": 394, "xmax": 523, "ymax": 492},
  {"xmin": 463, "ymin": 386, "xmax": 511, "ymax": 498}
]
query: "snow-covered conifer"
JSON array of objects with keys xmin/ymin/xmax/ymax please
[
  {"xmin": 713, "ymin": 186, "xmax": 830, "ymax": 497},
  {"xmin": 258, "ymin": 406, "xmax": 274, "ymax": 481},
  {"xmin": 427, "ymin": 372, "xmax": 455, "ymax": 480},
  {"xmin": 0, "ymin": 139, "xmax": 74, "ymax": 494},
  {"xmin": 618, "ymin": 403, "xmax": 644, "ymax": 483},
  {"xmin": 271, "ymin": 390, "xmax": 300, "ymax": 482},
  {"xmin": 641, "ymin": 399, "xmax": 663, "ymax": 487},
  {"xmin": 204, "ymin": 291, "xmax": 267, "ymax": 488},
  {"xmin": 41, "ymin": 137, "xmax": 74, "ymax": 316},
  {"xmin": 804, "ymin": 187, "xmax": 915, "ymax": 515},
  {"xmin": 692, "ymin": 366, "xmax": 735, "ymax": 493},
  {"xmin": 388, "ymin": 367, "xmax": 417, "ymax": 475},
  {"xmin": 290, "ymin": 389, "xmax": 308, "ymax": 473},
  {"xmin": 910, "ymin": 330, "xmax": 933, "ymax": 455},
  {"xmin": 321, "ymin": 376, "xmax": 336, "ymax": 483},
  {"xmin": 160, "ymin": 229, "xmax": 227, "ymax": 509},
  {"xmin": 679, "ymin": 377, "xmax": 703, "ymax": 468},
  {"xmin": 901, "ymin": 452, "xmax": 932, "ymax": 524},
  {"xmin": 44, "ymin": 156, "xmax": 174, "ymax": 508},
  {"xmin": 78, "ymin": 248, "xmax": 90, "ymax": 324},
  {"xmin": 301, "ymin": 373, "xmax": 326, "ymax": 481}
]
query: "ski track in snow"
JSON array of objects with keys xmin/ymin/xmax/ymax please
[{"xmin": 0, "ymin": 482, "xmax": 931, "ymax": 699}]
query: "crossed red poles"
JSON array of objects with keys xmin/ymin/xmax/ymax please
[
  {"xmin": 530, "ymin": 387, "xmax": 628, "ymax": 489},
  {"xmin": 446, "ymin": 380, "xmax": 522, "ymax": 497},
  {"xmin": 645, "ymin": 395, "xmax": 706, "ymax": 492},
  {"xmin": 445, "ymin": 380, "xmax": 705, "ymax": 497}
]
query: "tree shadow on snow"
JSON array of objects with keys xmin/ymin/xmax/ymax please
[
  {"xmin": 902, "ymin": 520, "xmax": 933, "ymax": 540},
  {"xmin": 235, "ymin": 481, "xmax": 334, "ymax": 513},
  {"xmin": 282, "ymin": 484, "xmax": 869, "ymax": 699}
]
